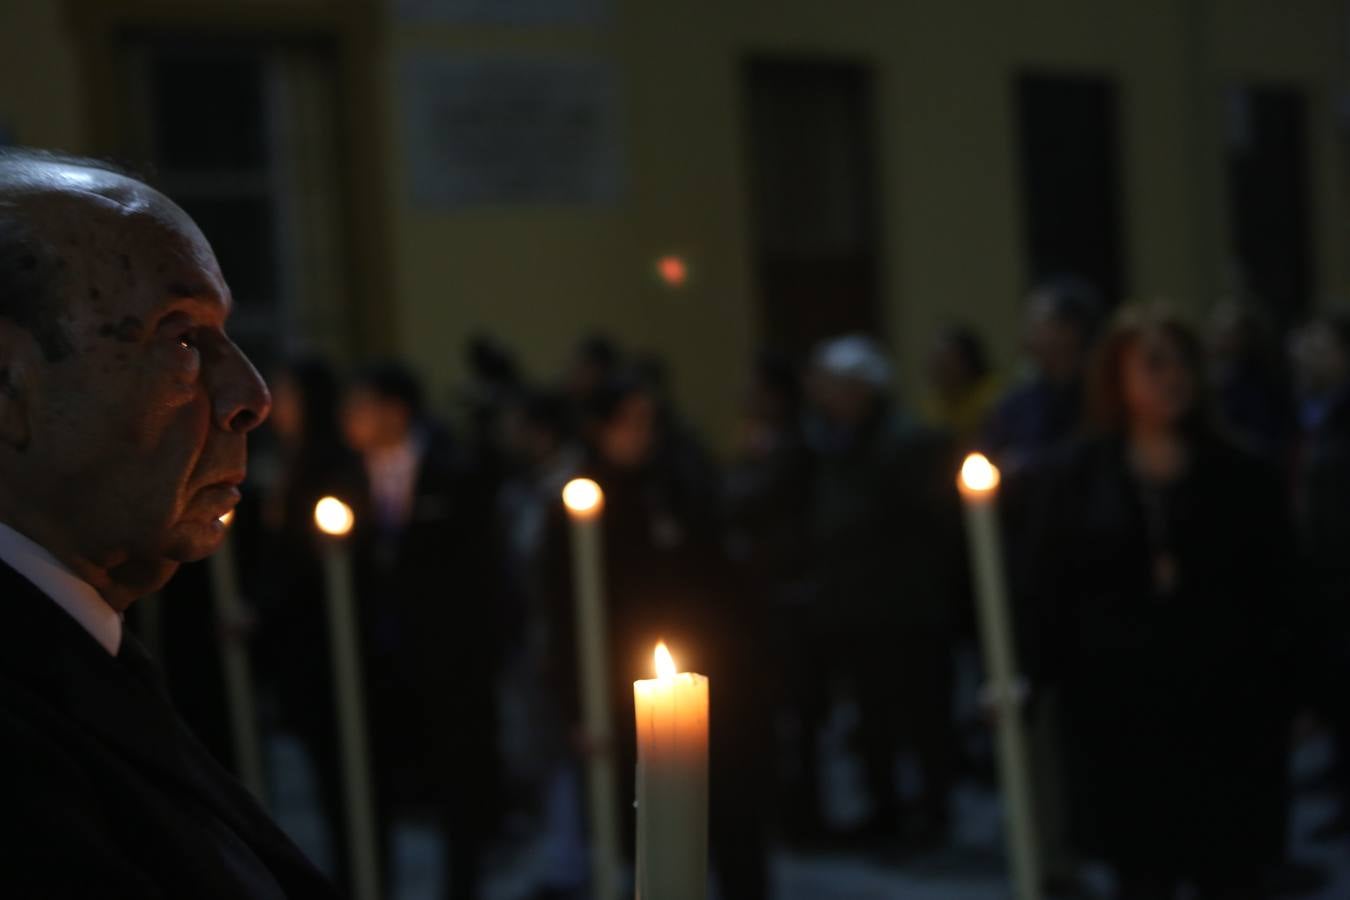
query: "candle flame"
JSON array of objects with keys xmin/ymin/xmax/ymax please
[
  {"xmin": 562, "ymin": 478, "xmax": 603, "ymax": 518},
  {"xmin": 218, "ymin": 509, "xmax": 235, "ymax": 528},
  {"xmin": 314, "ymin": 496, "xmax": 355, "ymax": 537},
  {"xmin": 959, "ymin": 453, "xmax": 1001, "ymax": 495},
  {"xmin": 654, "ymin": 641, "xmax": 677, "ymax": 679}
]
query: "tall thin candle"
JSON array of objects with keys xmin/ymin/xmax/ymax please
[
  {"xmin": 959, "ymin": 453, "xmax": 1041, "ymax": 900},
  {"xmin": 315, "ymin": 496, "xmax": 380, "ymax": 900},
  {"xmin": 562, "ymin": 478, "xmax": 622, "ymax": 900}
]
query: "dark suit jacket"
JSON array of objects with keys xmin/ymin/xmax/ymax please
[
  {"xmin": 1022, "ymin": 435, "xmax": 1292, "ymax": 868},
  {"xmin": 0, "ymin": 562, "xmax": 338, "ymax": 899},
  {"xmin": 350, "ymin": 429, "xmax": 501, "ymax": 801}
]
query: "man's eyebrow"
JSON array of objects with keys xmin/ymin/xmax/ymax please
[{"xmin": 165, "ymin": 283, "xmax": 233, "ymax": 317}]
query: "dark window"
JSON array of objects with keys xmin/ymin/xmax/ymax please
[
  {"xmin": 123, "ymin": 38, "xmax": 282, "ymax": 350},
  {"xmin": 148, "ymin": 53, "xmax": 268, "ymax": 171},
  {"xmin": 1224, "ymin": 85, "xmax": 1313, "ymax": 329},
  {"xmin": 1016, "ymin": 72, "xmax": 1126, "ymax": 304},
  {"xmin": 744, "ymin": 58, "xmax": 883, "ymax": 356},
  {"xmin": 177, "ymin": 195, "xmax": 277, "ymax": 313}
]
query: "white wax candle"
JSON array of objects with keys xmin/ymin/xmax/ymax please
[
  {"xmin": 633, "ymin": 643, "xmax": 708, "ymax": 900},
  {"xmin": 562, "ymin": 478, "xmax": 622, "ymax": 900},
  {"xmin": 959, "ymin": 454, "xmax": 1041, "ymax": 900},
  {"xmin": 315, "ymin": 497, "xmax": 380, "ymax": 900},
  {"xmin": 209, "ymin": 510, "xmax": 265, "ymax": 800}
]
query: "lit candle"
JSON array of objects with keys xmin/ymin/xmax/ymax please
[
  {"xmin": 958, "ymin": 454, "xmax": 1041, "ymax": 900},
  {"xmin": 633, "ymin": 642, "xmax": 708, "ymax": 900},
  {"xmin": 314, "ymin": 497, "xmax": 380, "ymax": 900},
  {"xmin": 209, "ymin": 509, "xmax": 265, "ymax": 799},
  {"xmin": 561, "ymin": 478, "xmax": 622, "ymax": 900}
]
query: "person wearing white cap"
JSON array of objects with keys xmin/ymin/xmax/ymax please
[{"xmin": 787, "ymin": 334, "xmax": 964, "ymax": 848}]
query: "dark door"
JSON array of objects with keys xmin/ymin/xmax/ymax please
[
  {"xmin": 744, "ymin": 59, "xmax": 883, "ymax": 356},
  {"xmin": 1016, "ymin": 72, "xmax": 1127, "ymax": 305},
  {"xmin": 1224, "ymin": 85, "xmax": 1314, "ymax": 330}
]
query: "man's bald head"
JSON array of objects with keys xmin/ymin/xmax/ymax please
[
  {"xmin": 0, "ymin": 149, "xmax": 151, "ymax": 360},
  {"xmin": 0, "ymin": 147, "xmax": 269, "ymax": 609}
]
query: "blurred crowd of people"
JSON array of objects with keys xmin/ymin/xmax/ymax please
[{"xmin": 148, "ymin": 279, "xmax": 1350, "ymax": 900}]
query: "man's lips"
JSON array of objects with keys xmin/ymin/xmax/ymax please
[{"xmin": 192, "ymin": 482, "xmax": 243, "ymax": 518}]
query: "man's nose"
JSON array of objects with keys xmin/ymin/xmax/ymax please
[{"xmin": 207, "ymin": 339, "xmax": 272, "ymax": 434}]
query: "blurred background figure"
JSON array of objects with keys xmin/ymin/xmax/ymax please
[
  {"xmin": 562, "ymin": 334, "xmax": 622, "ymax": 421},
  {"xmin": 724, "ymin": 348, "xmax": 814, "ymax": 643},
  {"xmin": 1207, "ymin": 299, "xmax": 1297, "ymax": 458},
  {"xmin": 921, "ymin": 324, "xmax": 1001, "ymax": 449},
  {"xmin": 723, "ymin": 351, "xmax": 815, "ymax": 843},
  {"xmin": 251, "ymin": 355, "xmax": 362, "ymax": 885},
  {"xmin": 497, "ymin": 389, "xmax": 584, "ymax": 640},
  {"xmin": 342, "ymin": 361, "xmax": 502, "ymax": 900},
  {"xmin": 795, "ymin": 335, "xmax": 963, "ymax": 850},
  {"xmin": 984, "ymin": 277, "xmax": 1104, "ymax": 472},
  {"xmin": 1023, "ymin": 307, "xmax": 1294, "ymax": 899},
  {"xmin": 537, "ymin": 373, "xmax": 770, "ymax": 899},
  {"xmin": 492, "ymin": 388, "xmax": 584, "ymax": 863},
  {"xmin": 1290, "ymin": 314, "xmax": 1350, "ymax": 843},
  {"xmin": 1290, "ymin": 315, "xmax": 1350, "ymax": 446},
  {"xmin": 461, "ymin": 334, "xmax": 525, "ymax": 499}
]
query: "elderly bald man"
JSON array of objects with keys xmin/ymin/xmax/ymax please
[{"xmin": 0, "ymin": 148, "xmax": 338, "ymax": 898}]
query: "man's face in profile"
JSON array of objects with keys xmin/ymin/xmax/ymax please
[{"xmin": 2, "ymin": 165, "xmax": 270, "ymax": 599}]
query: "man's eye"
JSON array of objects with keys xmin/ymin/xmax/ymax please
[{"xmin": 177, "ymin": 333, "xmax": 198, "ymax": 352}]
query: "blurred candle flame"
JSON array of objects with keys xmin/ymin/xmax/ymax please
[
  {"xmin": 959, "ymin": 453, "xmax": 1001, "ymax": 495},
  {"xmin": 655, "ymin": 642, "xmax": 677, "ymax": 679},
  {"xmin": 218, "ymin": 509, "xmax": 235, "ymax": 528},
  {"xmin": 562, "ymin": 478, "xmax": 604, "ymax": 518},
  {"xmin": 315, "ymin": 496, "xmax": 355, "ymax": 537}
]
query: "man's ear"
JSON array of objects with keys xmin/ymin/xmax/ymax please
[{"xmin": 0, "ymin": 320, "xmax": 34, "ymax": 452}]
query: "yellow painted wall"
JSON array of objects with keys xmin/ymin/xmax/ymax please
[
  {"xmin": 385, "ymin": 0, "xmax": 1350, "ymax": 448},
  {"xmin": 2, "ymin": 0, "xmax": 1346, "ymax": 450}
]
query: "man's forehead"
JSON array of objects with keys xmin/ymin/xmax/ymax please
[
  {"xmin": 4, "ymin": 165, "xmax": 229, "ymax": 308},
  {"xmin": 5, "ymin": 163, "xmax": 204, "ymax": 245}
]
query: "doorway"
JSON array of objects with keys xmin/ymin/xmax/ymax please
[
  {"xmin": 1016, "ymin": 72, "xmax": 1127, "ymax": 305},
  {"xmin": 743, "ymin": 58, "xmax": 884, "ymax": 357},
  {"xmin": 1224, "ymin": 84, "xmax": 1314, "ymax": 329}
]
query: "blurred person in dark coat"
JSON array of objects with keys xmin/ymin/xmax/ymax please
[
  {"xmin": 562, "ymin": 333, "xmax": 621, "ymax": 416},
  {"xmin": 1207, "ymin": 300, "xmax": 1297, "ymax": 459},
  {"xmin": 342, "ymin": 361, "xmax": 501, "ymax": 900},
  {"xmin": 983, "ymin": 277, "xmax": 1103, "ymax": 471},
  {"xmin": 800, "ymin": 335, "xmax": 964, "ymax": 847},
  {"xmin": 986, "ymin": 278, "xmax": 1105, "ymax": 654},
  {"xmin": 725, "ymin": 349, "xmax": 813, "ymax": 600},
  {"xmin": 723, "ymin": 350, "xmax": 818, "ymax": 840},
  {"xmin": 1290, "ymin": 314, "xmax": 1350, "ymax": 839},
  {"xmin": 494, "ymin": 390, "xmax": 583, "ymax": 798},
  {"xmin": 0, "ymin": 148, "xmax": 335, "ymax": 897},
  {"xmin": 920, "ymin": 325, "xmax": 1002, "ymax": 449},
  {"xmin": 1023, "ymin": 307, "xmax": 1294, "ymax": 899},
  {"xmin": 498, "ymin": 391, "xmax": 584, "ymax": 653},
  {"xmin": 539, "ymin": 372, "xmax": 770, "ymax": 899},
  {"xmin": 462, "ymin": 333, "xmax": 525, "ymax": 498},
  {"xmin": 250, "ymin": 355, "xmax": 363, "ymax": 882}
]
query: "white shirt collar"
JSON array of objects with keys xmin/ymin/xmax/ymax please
[{"xmin": 0, "ymin": 521, "xmax": 121, "ymax": 655}]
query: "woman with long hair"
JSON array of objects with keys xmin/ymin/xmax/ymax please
[{"xmin": 1024, "ymin": 306, "xmax": 1294, "ymax": 898}]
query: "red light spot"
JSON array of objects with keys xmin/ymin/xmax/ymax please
[{"xmin": 656, "ymin": 255, "xmax": 688, "ymax": 288}]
